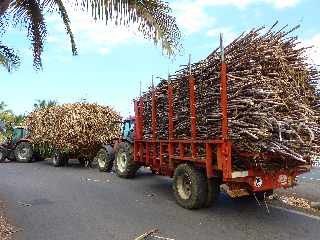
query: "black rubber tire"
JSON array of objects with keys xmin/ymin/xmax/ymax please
[
  {"xmin": 78, "ymin": 158, "xmax": 86, "ymax": 167},
  {"xmin": 203, "ymin": 177, "xmax": 220, "ymax": 208},
  {"xmin": 95, "ymin": 148, "xmax": 114, "ymax": 172},
  {"xmin": 52, "ymin": 150, "xmax": 64, "ymax": 167},
  {"xmin": 62, "ymin": 154, "xmax": 69, "ymax": 166},
  {"xmin": 173, "ymin": 164, "xmax": 208, "ymax": 209},
  {"xmin": 115, "ymin": 142, "xmax": 139, "ymax": 178},
  {"xmin": 0, "ymin": 147, "xmax": 6, "ymax": 163},
  {"xmin": 254, "ymin": 189, "xmax": 274, "ymax": 201},
  {"xmin": 14, "ymin": 142, "xmax": 33, "ymax": 163},
  {"xmin": 33, "ymin": 152, "xmax": 45, "ymax": 162}
]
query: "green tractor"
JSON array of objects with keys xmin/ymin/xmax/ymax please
[{"xmin": 0, "ymin": 126, "xmax": 39, "ymax": 163}]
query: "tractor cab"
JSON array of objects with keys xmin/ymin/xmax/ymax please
[
  {"xmin": 12, "ymin": 126, "xmax": 29, "ymax": 144},
  {"xmin": 122, "ymin": 118, "xmax": 135, "ymax": 142}
]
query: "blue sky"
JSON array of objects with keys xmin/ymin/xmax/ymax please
[{"xmin": 0, "ymin": 0, "xmax": 319, "ymax": 117}]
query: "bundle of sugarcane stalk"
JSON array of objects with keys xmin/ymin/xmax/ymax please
[
  {"xmin": 141, "ymin": 23, "xmax": 320, "ymax": 170},
  {"xmin": 26, "ymin": 103, "xmax": 121, "ymax": 156}
]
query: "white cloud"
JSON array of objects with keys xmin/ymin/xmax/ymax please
[
  {"xmin": 171, "ymin": 0, "xmax": 302, "ymax": 35},
  {"xmin": 47, "ymin": 36, "xmax": 59, "ymax": 43},
  {"xmin": 303, "ymin": 34, "xmax": 320, "ymax": 66},
  {"xmin": 265, "ymin": 0, "xmax": 301, "ymax": 9},
  {"xmin": 196, "ymin": 0, "xmax": 301, "ymax": 9},
  {"xmin": 47, "ymin": 7, "xmax": 145, "ymax": 56},
  {"xmin": 207, "ymin": 27, "xmax": 237, "ymax": 44},
  {"xmin": 99, "ymin": 47, "xmax": 110, "ymax": 55},
  {"xmin": 171, "ymin": 1, "xmax": 215, "ymax": 35}
]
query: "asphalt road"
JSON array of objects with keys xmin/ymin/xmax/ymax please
[
  {"xmin": 0, "ymin": 160, "xmax": 319, "ymax": 240},
  {"xmin": 277, "ymin": 166, "xmax": 320, "ymax": 203}
]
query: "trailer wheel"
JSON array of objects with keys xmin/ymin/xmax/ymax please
[
  {"xmin": 173, "ymin": 164, "xmax": 208, "ymax": 209},
  {"xmin": 95, "ymin": 147, "xmax": 114, "ymax": 172},
  {"xmin": 115, "ymin": 142, "xmax": 139, "ymax": 178},
  {"xmin": 14, "ymin": 142, "xmax": 33, "ymax": 163},
  {"xmin": 203, "ymin": 178, "xmax": 220, "ymax": 208},
  {"xmin": 78, "ymin": 158, "xmax": 86, "ymax": 167},
  {"xmin": 52, "ymin": 150, "xmax": 63, "ymax": 167},
  {"xmin": 254, "ymin": 190, "xmax": 274, "ymax": 201},
  {"xmin": 62, "ymin": 154, "xmax": 69, "ymax": 166},
  {"xmin": 0, "ymin": 147, "xmax": 6, "ymax": 163}
]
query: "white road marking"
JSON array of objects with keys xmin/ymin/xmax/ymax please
[
  {"xmin": 84, "ymin": 178, "xmax": 106, "ymax": 183},
  {"xmin": 270, "ymin": 205, "xmax": 320, "ymax": 221},
  {"xmin": 154, "ymin": 236, "xmax": 176, "ymax": 240},
  {"xmin": 298, "ymin": 176, "xmax": 320, "ymax": 181}
]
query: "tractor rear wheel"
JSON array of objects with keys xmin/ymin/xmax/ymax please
[
  {"xmin": 14, "ymin": 142, "xmax": 33, "ymax": 163},
  {"xmin": 95, "ymin": 147, "xmax": 114, "ymax": 172},
  {"xmin": 52, "ymin": 150, "xmax": 64, "ymax": 167},
  {"xmin": 115, "ymin": 142, "xmax": 139, "ymax": 178},
  {"xmin": 0, "ymin": 147, "xmax": 6, "ymax": 163},
  {"xmin": 173, "ymin": 164, "xmax": 208, "ymax": 209}
]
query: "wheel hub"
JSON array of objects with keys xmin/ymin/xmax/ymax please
[
  {"xmin": 18, "ymin": 147, "xmax": 29, "ymax": 160},
  {"xmin": 53, "ymin": 153, "xmax": 58, "ymax": 164},
  {"xmin": 117, "ymin": 152, "xmax": 127, "ymax": 172},
  {"xmin": 97, "ymin": 152, "xmax": 106, "ymax": 168},
  {"xmin": 177, "ymin": 174, "xmax": 192, "ymax": 200}
]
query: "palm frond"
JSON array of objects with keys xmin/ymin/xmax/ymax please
[
  {"xmin": 81, "ymin": 0, "xmax": 181, "ymax": 56},
  {"xmin": 0, "ymin": 42, "xmax": 20, "ymax": 72},
  {"xmin": 42, "ymin": 0, "xmax": 78, "ymax": 55},
  {"xmin": 0, "ymin": 2, "xmax": 10, "ymax": 36},
  {"xmin": 10, "ymin": 0, "xmax": 47, "ymax": 70}
]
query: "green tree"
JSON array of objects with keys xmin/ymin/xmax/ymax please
[
  {"xmin": 0, "ymin": 0, "xmax": 181, "ymax": 70},
  {"xmin": 33, "ymin": 99, "xmax": 57, "ymax": 110},
  {"xmin": 14, "ymin": 114, "xmax": 26, "ymax": 126},
  {"xmin": 0, "ymin": 101, "xmax": 6, "ymax": 111},
  {"xmin": 0, "ymin": 101, "xmax": 26, "ymax": 140},
  {"xmin": 0, "ymin": 106, "xmax": 15, "ymax": 141}
]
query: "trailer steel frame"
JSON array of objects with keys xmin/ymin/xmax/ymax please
[{"xmin": 131, "ymin": 39, "xmax": 310, "ymax": 193}]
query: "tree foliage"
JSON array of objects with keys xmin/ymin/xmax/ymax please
[
  {"xmin": 33, "ymin": 99, "xmax": 58, "ymax": 110},
  {"xmin": 0, "ymin": 101, "xmax": 26, "ymax": 141},
  {"xmin": 0, "ymin": 0, "xmax": 181, "ymax": 70}
]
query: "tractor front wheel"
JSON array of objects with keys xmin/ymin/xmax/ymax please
[
  {"xmin": 115, "ymin": 142, "xmax": 139, "ymax": 178},
  {"xmin": 173, "ymin": 164, "xmax": 208, "ymax": 209},
  {"xmin": 14, "ymin": 142, "xmax": 33, "ymax": 163}
]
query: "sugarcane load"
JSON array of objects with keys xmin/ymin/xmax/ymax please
[
  {"xmin": 141, "ymin": 23, "xmax": 320, "ymax": 171},
  {"xmin": 26, "ymin": 103, "xmax": 122, "ymax": 163}
]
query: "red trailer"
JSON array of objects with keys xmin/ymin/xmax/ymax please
[{"xmin": 99, "ymin": 43, "xmax": 311, "ymax": 209}]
